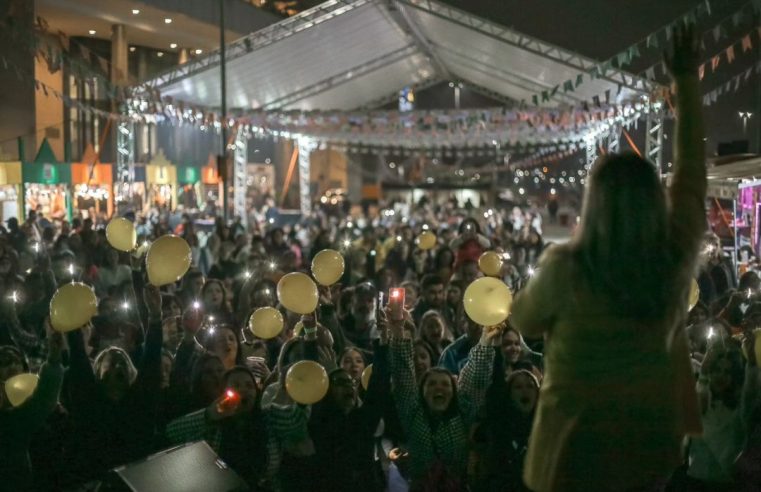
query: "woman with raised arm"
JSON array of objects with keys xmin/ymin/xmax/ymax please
[
  {"xmin": 389, "ymin": 308, "xmax": 498, "ymax": 489},
  {"xmin": 510, "ymin": 23, "xmax": 706, "ymax": 492}
]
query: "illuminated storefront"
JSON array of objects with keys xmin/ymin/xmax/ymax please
[
  {"xmin": 0, "ymin": 161, "xmax": 23, "ymax": 222},
  {"xmin": 23, "ymin": 139, "xmax": 71, "ymax": 220}
]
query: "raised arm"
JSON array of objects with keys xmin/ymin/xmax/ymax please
[
  {"xmin": 458, "ymin": 327, "xmax": 497, "ymax": 422},
  {"xmin": 388, "ymin": 312, "xmax": 420, "ymax": 422},
  {"xmin": 665, "ymin": 23, "xmax": 706, "ymax": 262},
  {"xmin": 133, "ymin": 285, "xmax": 164, "ymax": 394}
]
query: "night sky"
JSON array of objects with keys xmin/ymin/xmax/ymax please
[{"xmin": 439, "ymin": 0, "xmax": 760, "ymax": 155}]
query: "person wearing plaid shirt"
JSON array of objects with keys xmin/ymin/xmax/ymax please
[{"xmin": 389, "ymin": 312, "xmax": 498, "ymax": 488}]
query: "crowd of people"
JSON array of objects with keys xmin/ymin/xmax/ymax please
[{"xmin": 1, "ymin": 21, "xmax": 761, "ymax": 492}]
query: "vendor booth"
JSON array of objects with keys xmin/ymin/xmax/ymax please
[
  {"xmin": 145, "ymin": 149, "xmax": 177, "ymax": 211},
  {"xmin": 23, "ymin": 139, "xmax": 71, "ymax": 220},
  {"xmin": 707, "ymin": 155, "xmax": 761, "ymax": 274},
  {"xmin": 177, "ymin": 165, "xmax": 201, "ymax": 210},
  {"xmin": 114, "ymin": 164, "xmax": 147, "ymax": 216},
  {"xmin": 0, "ymin": 159, "xmax": 23, "ymax": 222},
  {"xmin": 71, "ymin": 144, "xmax": 113, "ymax": 220}
]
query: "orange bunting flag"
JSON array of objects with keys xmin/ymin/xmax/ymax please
[
  {"xmin": 698, "ymin": 64, "xmax": 705, "ymax": 80},
  {"xmin": 711, "ymin": 55, "xmax": 720, "ymax": 71},
  {"xmin": 742, "ymin": 35, "xmax": 753, "ymax": 52},
  {"xmin": 726, "ymin": 45, "xmax": 735, "ymax": 64}
]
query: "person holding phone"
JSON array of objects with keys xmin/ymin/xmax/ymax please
[
  {"xmin": 166, "ymin": 365, "xmax": 271, "ymax": 489},
  {"xmin": 388, "ymin": 290, "xmax": 499, "ymax": 488}
]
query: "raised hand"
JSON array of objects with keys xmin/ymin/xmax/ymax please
[
  {"xmin": 143, "ymin": 284, "xmax": 162, "ymax": 320},
  {"xmin": 664, "ymin": 21, "xmax": 700, "ymax": 79}
]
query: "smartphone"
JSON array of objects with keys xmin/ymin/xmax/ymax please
[
  {"xmin": 388, "ymin": 288, "xmax": 405, "ymax": 321},
  {"xmin": 376, "ymin": 292, "xmax": 385, "ymax": 320},
  {"xmin": 218, "ymin": 388, "xmax": 241, "ymax": 413}
]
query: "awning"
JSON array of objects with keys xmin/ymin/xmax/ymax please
[{"xmin": 145, "ymin": 0, "xmax": 652, "ymax": 112}]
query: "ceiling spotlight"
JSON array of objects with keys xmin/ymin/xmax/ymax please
[
  {"xmin": 170, "ymin": 43, "xmax": 177, "ymax": 49},
  {"xmin": 132, "ymin": 9, "xmax": 140, "ymax": 14},
  {"xmin": 129, "ymin": 46, "xmax": 136, "ymax": 52},
  {"xmin": 88, "ymin": 29, "xmax": 96, "ymax": 35},
  {"xmin": 157, "ymin": 51, "xmax": 164, "ymax": 57},
  {"xmin": 164, "ymin": 18, "xmax": 172, "ymax": 24},
  {"xmin": 194, "ymin": 49, "xmax": 203, "ymax": 55}
]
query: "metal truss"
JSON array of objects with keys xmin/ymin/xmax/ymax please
[
  {"xmin": 645, "ymin": 103, "xmax": 664, "ymax": 174},
  {"xmin": 140, "ymin": 0, "xmax": 372, "ymax": 92},
  {"xmin": 297, "ymin": 137, "xmax": 318, "ymax": 216},
  {"xmin": 233, "ymin": 128, "xmax": 248, "ymax": 226},
  {"xmin": 606, "ymin": 125, "xmax": 620, "ymax": 154},
  {"xmin": 398, "ymin": 0, "xmax": 655, "ymax": 94},
  {"xmin": 116, "ymin": 119, "xmax": 134, "ymax": 184},
  {"xmin": 585, "ymin": 135, "xmax": 597, "ymax": 170},
  {"xmin": 385, "ymin": 0, "xmax": 452, "ymax": 79},
  {"xmin": 264, "ymin": 44, "xmax": 419, "ymax": 110}
]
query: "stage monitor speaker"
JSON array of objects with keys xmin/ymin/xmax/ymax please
[{"xmin": 110, "ymin": 441, "xmax": 249, "ymax": 492}]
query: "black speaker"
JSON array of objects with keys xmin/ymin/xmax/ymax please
[{"xmin": 107, "ymin": 441, "xmax": 249, "ymax": 492}]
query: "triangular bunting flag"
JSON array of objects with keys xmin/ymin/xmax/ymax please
[
  {"xmin": 732, "ymin": 11, "xmax": 743, "ymax": 27},
  {"xmin": 575, "ymin": 74, "xmax": 584, "ymax": 87},
  {"xmin": 563, "ymin": 80, "xmax": 575, "ymax": 92},
  {"xmin": 726, "ymin": 45, "xmax": 735, "ymax": 63},
  {"xmin": 742, "ymin": 35, "xmax": 753, "ymax": 52},
  {"xmin": 629, "ymin": 44, "xmax": 640, "ymax": 59},
  {"xmin": 704, "ymin": 0, "xmax": 712, "ymax": 16},
  {"xmin": 745, "ymin": 67, "xmax": 753, "ymax": 80},
  {"xmin": 665, "ymin": 25, "xmax": 673, "ymax": 40},
  {"xmin": 541, "ymin": 91, "xmax": 549, "ymax": 102},
  {"xmin": 734, "ymin": 75, "xmax": 741, "ymax": 91},
  {"xmin": 712, "ymin": 25, "xmax": 722, "ymax": 42},
  {"xmin": 711, "ymin": 55, "xmax": 720, "ymax": 71},
  {"xmin": 702, "ymin": 94, "xmax": 710, "ymax": 106},
  {"xmin": 645, "ymin": 66, "xmax": 656, "ymax": 80},
  {"xmin": 646, "ymin": 33, "xmax": 659, "ymax": 49},
  {"xmin": 532, "ymin": 94, "xmax": 539, "ymax": 106},
  {"xmin": 698, "ymin": 64, "xmax": 705, "ymax": 80},
  {"xmin": 617, "ymin": 51, "xmax": 629, "ymax": 67}
]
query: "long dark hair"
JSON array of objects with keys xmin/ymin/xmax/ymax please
[{"xmin": 572, "ymin": 152, "xmax": 675, "ymax": 320}]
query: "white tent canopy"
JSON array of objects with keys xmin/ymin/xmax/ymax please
[{"xmin": 145, "ymin": 0, "xmax": 653, "ymax": 112}]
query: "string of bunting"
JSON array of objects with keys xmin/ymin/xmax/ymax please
[{"xmin": 528, "ymin": 0, "xmax": 761, "ymax": 108}]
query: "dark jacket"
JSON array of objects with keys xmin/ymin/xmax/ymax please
[
  {"xmin": 308, "ymin": 341, "xmax": 391, "ymax": 491},
  {"xmin": 63, "ymin": 318, "xmax": 163, "ymax": 483}
]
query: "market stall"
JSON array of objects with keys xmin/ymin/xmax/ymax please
[
  {"xmin": 177, "ymin": 164, "xmax": 201, "ymax": 211},
  {"xmin": 22, "ymin": 139, "xmax": 71, "ymax": 221},
  {"xmin": 707, "ymin": 155, "xmax": 761, "ymax": 273},
  {"xmin": 114, "ymin": 164, "xmax": 147, "ymax": 216},
  {"xmin": 145, "ymin": 149, "xmax": 177, "ymax": 211},
  {"xmin": 71, "ymin": 145, "xmax": 113, "ymax": 220},
  {"xmin": 0, "ymin": 160, "xmax": 23, "ymax": 222}
]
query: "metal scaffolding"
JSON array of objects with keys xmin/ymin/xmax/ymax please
[
  {"xmin": 585, "ymin": 134, "xmax": 597, "ymax": 171},
  {"xmin": 297, "ymin": 136, "xmax": 318, "ymax": 216},
  {"xmin": 233, "ymin": 128, "xmax": 248, "ymax": 225},
  {"xmin": 607, "ymin": 125, "xmax": 620, "ymax": 155},
  {"xmin": 645, "ymin": 102, "xmax": 664, "ymax": 175},
  {"xmin": 116, "ymin": 119, "xmax": 135, "ymax": 212}
]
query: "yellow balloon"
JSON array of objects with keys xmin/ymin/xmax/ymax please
[
  {"xmin": 286, "ymin": 360, "xmax": 329, "ymax": 404},
  {"xmin": 50, "ymin": 282, "xmax": 97, "ymax": 332},
  {"xmin": 277, "ymin": 272, "xmax": 319, "ymax": 314},
  {"xmin": 463, "ymin": 277, "xmax": 513, "ymax": 327},
  {"xmin": 311, "ymin": 249, "xmax": 345, "ymax": 286},
  {"xmin": 105, "ymin": 218, "xmax": 137, "ymax": 252},
  {"xmin": 361, "ymin": 364, "xmax": 373, "ymax": 390},
  {"xmin": 146, "ymin": 235, "xmax": 192, "ymax": 286},
  {"xmin": 249, "ymin": 307, "xmax": 284, "ymax": 340},
  {"xmin": 478, "ymin": 251, "xmax": 504, "ymax": 277},
  {"xmin": 5, "ymin": 373, "xmax": 39, "ymax": 407},
  {"xmin": 688, "ymin": 278, "xmax": 700, "ymax": 312},
  {"xmin": 416, "ymin": 231, "xmax": 437, "ymax": 250}
]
